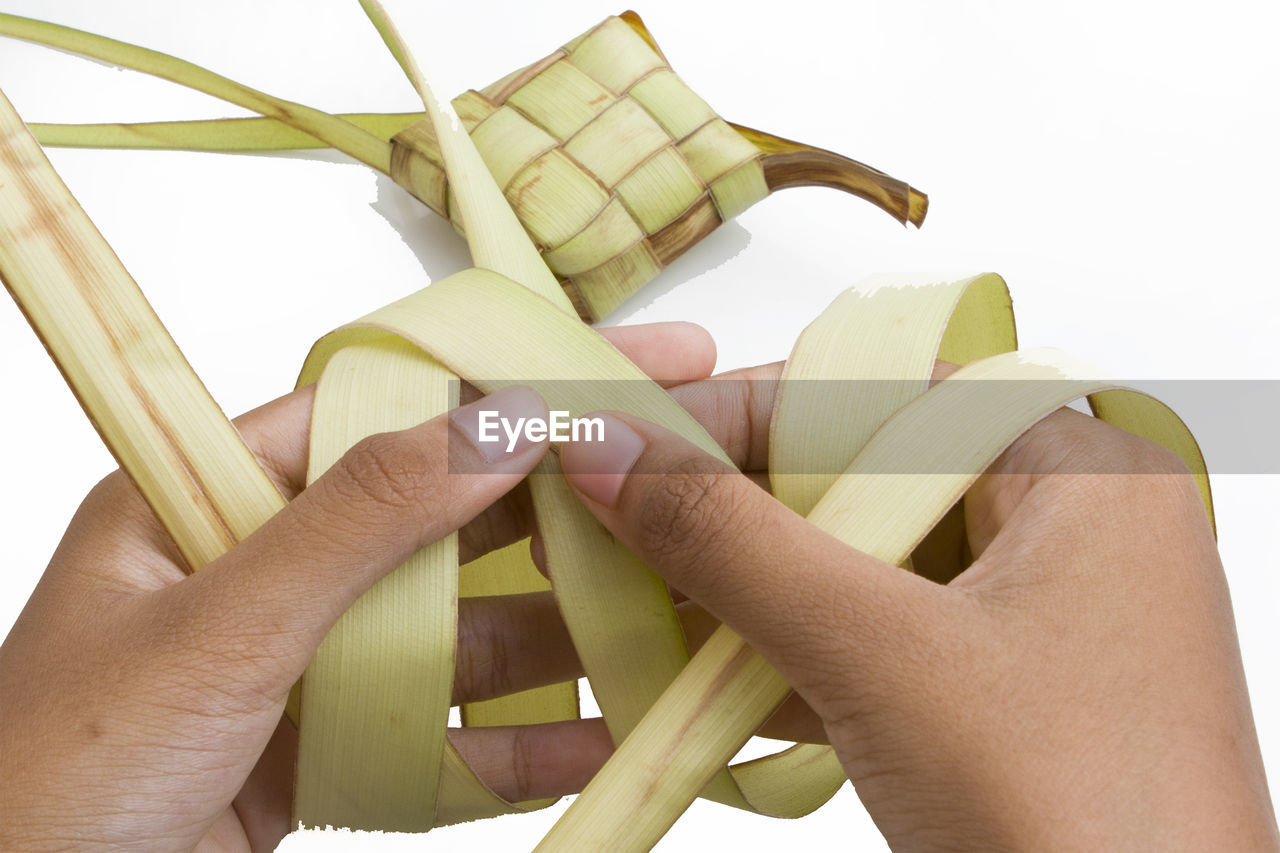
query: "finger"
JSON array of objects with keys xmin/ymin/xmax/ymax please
[
  {"xmin": 448, "ymin": 718, "xmax": 613, "ymax": 803},
  {"xmin": 453, "ymin": 592, "xmax": 581, "ymax": 706},
  {"xmin": 598, "ymin": 321, "xmax": 717, "ymax": 387},
  {"xmin": 232, "ymin": 383, "xmax": 317, "ymax": 497},
  {"xmin": 450, "ymin": 705, "xmax": 818, "ymax": 807},
  {"xmin": 662, "ymin": 358, "xmax": 959, "ymax": 474},
  {"xmin": 558, "ymin": 412, "xmax": 951, "ymax": 717},
  {"xmin": 525, "ymin": 467, "xmax": 767, "ymax": 586},
  {"xmin": 451, "ymin": 591, "xmax": 826, "ymax": 741},
  {"xmin": 667, "ymin": 362, "xmax": 781, "ymax": 471},
  {"xmin": 153, "ymin": 386, "xmax": 552, "ymax": 688}
]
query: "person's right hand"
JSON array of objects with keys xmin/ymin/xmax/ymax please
[{"xmin": 558, "ymin": 362, "xmax": 1280, "ymax": 851}]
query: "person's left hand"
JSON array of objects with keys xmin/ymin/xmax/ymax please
[{"xmin": 0, "ymin": 323, "xmax": 715, "ymax": 852}]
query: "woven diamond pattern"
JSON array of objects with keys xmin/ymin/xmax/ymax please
[{"xmin": 390, "ymin": 15, "xmax": 768, "ymax": 320}]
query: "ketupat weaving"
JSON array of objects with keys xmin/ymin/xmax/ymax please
[
  {"xmin": 0, "ymin": 9, "xmax": 925, "ymax": 323},
  {"xmin": 0, "ymin": 3, "xmax": 1212, "ymax": 850}
]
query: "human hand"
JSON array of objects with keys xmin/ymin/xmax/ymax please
[
  {"xmin": 557, "ymin": 362, "xmax": 1280, "ymax": 851},
  {"xmin": 0, "ymin": 323, "xmax": 714, "ymax": 852}
]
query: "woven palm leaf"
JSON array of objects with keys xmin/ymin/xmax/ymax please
[
  {"xmin": 390, "ymin": 12, "xmax": 927, "ymax": 319},
  {"xmin": 4, "ymin": 9, "xmax": 926, "ymax": 322}
]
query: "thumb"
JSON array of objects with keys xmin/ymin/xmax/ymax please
[
  {"xmin": 558, "ymin": 412, "xmax": 946, "ymax": 714},
  {"xmin": 155, "ymin": 385, "xmax": 551, "ymax": 687}
]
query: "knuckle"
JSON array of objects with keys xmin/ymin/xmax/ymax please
[
  {"xmin": 1013, "ymin": 409, "xmax": 1195, "ymax": 483},
  {"xmin": 83, "ymin": 469, "xmax": 129, "ymax": 505},
  {"xmin": 1011, "ymin": 409, "xmax": 1103, "ymax": 473},
  {"xmin": 1111, "ymin": 441, "xmax": 1208, "ymax": 527},
  {"xmin": 333, "ymin": 430, "xmax": 440, "ymax": 513},
  {"xmin": 1080, "ymin": 426, "xmax": 1201, "ymax": 504},
  {"xmin": 1116, "ymin": 431, "xmax": 1193, "ymax": 477},
  {"xmin": 635, "ymin": 455, "xmax": 744, "ymax": 569},
  {"xmin": 80, "ymin": 470, "xmax": 149, "ymax": 526}
]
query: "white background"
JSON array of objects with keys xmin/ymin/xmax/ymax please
[{"xmin": 1, "ymin": 1, "xmax": 1276, "ymax": 850}]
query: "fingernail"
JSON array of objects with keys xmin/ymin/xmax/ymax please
[
  {"xmin": 562, "ymin": 413, "xmax": 646, "ymax": 508},
  {"xmin": 451, "ymin": 385, "xmax": 549, "ymax": 463}
]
